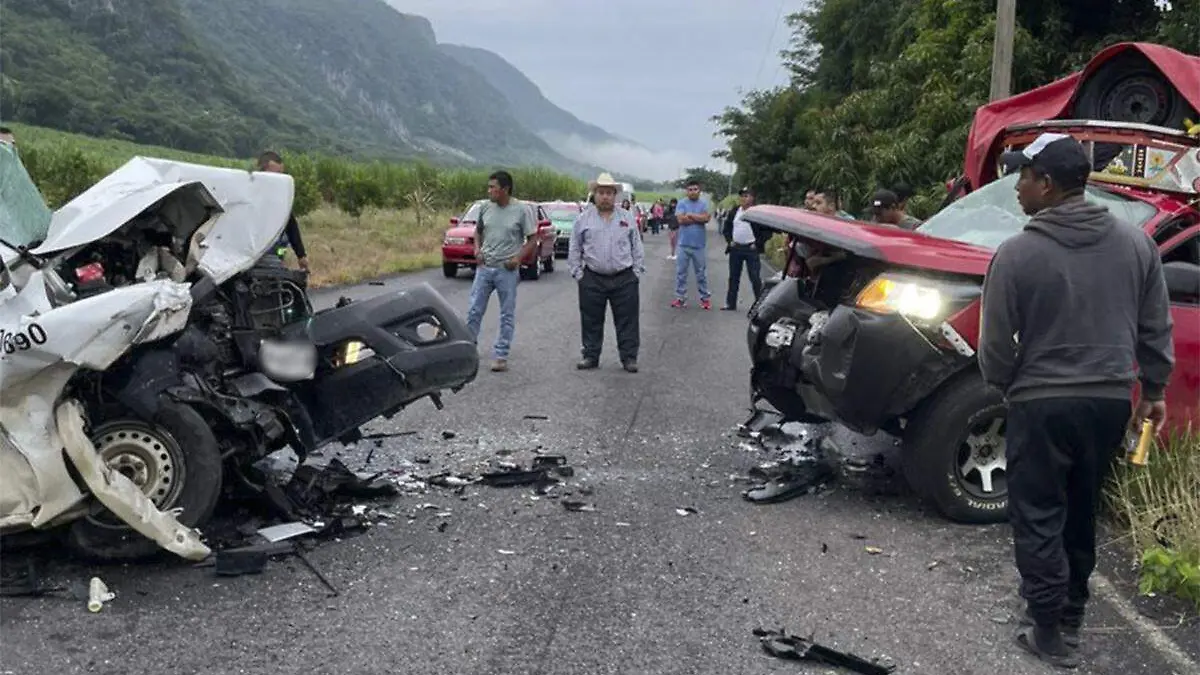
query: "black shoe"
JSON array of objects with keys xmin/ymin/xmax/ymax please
[
  {"xmin": 1019, "ymin": 608, "xmax": 1081, "ymax": 649},
  {"xmin": 577, "ymin": 359, "xmax": 599, "ymax": 370},
  {"xmin": 1015, "ymin": 625, "xmax": 1080, "ymax": 669},
  {"xmin": 622, "ymin": 360, "xmax": 638, "ymax": 373}
]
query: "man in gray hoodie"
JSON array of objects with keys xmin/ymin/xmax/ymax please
[{"xmin": 980, "ymin": 133, "xmax": 1175, "ymax": 668}]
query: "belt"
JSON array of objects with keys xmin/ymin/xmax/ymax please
[{"xmin": 585, "ymin": 266, "xmax": 632, "ymax": 277}]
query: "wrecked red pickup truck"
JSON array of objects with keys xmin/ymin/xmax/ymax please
[{"xmin": 743, "ymin": 42, "xmax": 1200, "ymax": 525}]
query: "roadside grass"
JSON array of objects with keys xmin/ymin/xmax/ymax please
[
  {"xmin": 293, "ymin": 205, "xmax": 453, "ymax": 288},
  {"xmin": 764, "ymin": 234, "xmax": 788, "ymax": 270},
  {"xmin": 1109, "ymin": 431, "xmax": 1200, "ymax": 610}
]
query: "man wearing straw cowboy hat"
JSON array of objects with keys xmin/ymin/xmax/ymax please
[{"xmin": 567, "ymin": 172, "xmax": 645, "ymax": 372}]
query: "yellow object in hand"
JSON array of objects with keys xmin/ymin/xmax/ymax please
[{"xmin": 1130, "ymin": 419, "xmax": 1154, "ymax": 467}]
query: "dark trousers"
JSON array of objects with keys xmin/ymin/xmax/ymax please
[
  {"xmin": 579, "ymin": 268, "xmax": 639, "ymax": 362},
  {"xmin": 726, "ymin": 244, "xmax": 763, "ymax": 309},
  {"xmin": 1006, "ymin": 396, "xmax": 1131, "ymax": 628}
]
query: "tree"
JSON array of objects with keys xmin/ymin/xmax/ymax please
[
  {"xmin": 712, "ymin": 0, "xmax": 1179, "ymax": 215},
  {"xmin": 673, "ymin": 166, "xmax": 734, "ymax": 202}
]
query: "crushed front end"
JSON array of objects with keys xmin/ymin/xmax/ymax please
[{"xmin": 748, "ymin": 265, "xmax": 982, "ymax": 435}]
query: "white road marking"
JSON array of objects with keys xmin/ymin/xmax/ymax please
[{"xmin": 1093, "ymin": 571, "xmax": 1198, "ymax": 673}]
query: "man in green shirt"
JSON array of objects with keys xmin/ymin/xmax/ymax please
[{"xmin": 466, "ymin": 170, "xmax": 537, "ymax": 372}]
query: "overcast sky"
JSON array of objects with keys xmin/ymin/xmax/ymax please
[{"xmin": 389, "ymin": 0, "xmax": 807, "ymax": 180}]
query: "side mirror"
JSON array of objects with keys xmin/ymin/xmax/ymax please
[
  {"xmin": 449, "ymin": 217, "xmax": 460, "ymax": 226},
  {"xmin": 1163, "ymin": 261, "xmax": 1200, "ymax": 302}
]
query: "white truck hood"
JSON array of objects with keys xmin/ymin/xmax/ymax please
[{"xmin": 33, "ymin": 156, "xmax": 296, "ymax": 285}]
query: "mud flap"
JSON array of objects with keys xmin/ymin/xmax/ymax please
[{"xmin": 56, "ymin": 400, "xmax": 211, "ymax": 561}]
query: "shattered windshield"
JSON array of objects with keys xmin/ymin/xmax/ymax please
[
  {"xmin": 0, "ymin": 144, "xmax": 53, "ymax": 249},
  {"xmin": 916, "ymin": 174, "xmax": 1159, "ymax": 251}
]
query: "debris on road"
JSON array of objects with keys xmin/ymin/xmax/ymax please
[
  {"xmin": 675, "ymin": 507, "xmax": 699, "ymax": 516},
  {"xmin": 215, "ymin": 547, "xmax": 270, "ymax": 577},
  {"xmin": 753, "ymin": 627, "xmax": 896, "ymax": 674},
  {"xmin": 293, "ymin": 546, "xmax": 340, "ymax": 596},
  {"xmin": 864, "ymin": 546, "xmax": 885, "ymax": 556},
  {"xmin": 522, "ymin": 414, "xmax": 550, "ymax": 421},
  {"xmin": 738, "ymin": 426, "xmax": 836, "ymax": 505},
  {"xmin": 497, "ymin": 549, "xmax": 516, "ymax": 555},
  {"xmin": 441, "ymin": 431, "xmax": 458, "ymax": 440},
  {"xmin": 87, "ymin": 577, "xmax": 114, "ymax": 613},
  {"xmin": 562, "ymin": 501, "xmax": 597, "ymax": 512},
  {"xmin": 257, "ymin": 522, "xmax": 317, "ymax": 543}
]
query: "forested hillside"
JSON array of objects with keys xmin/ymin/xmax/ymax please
[
  {"xmin": 716, "ymin": 0, "xmax": 1200, "ymax": 215},
  {"xmin": 0, "ymin": 0, "xmax": 615, "ymax": 176},
  {"xmin": 0, "ymin": 0, "xmax": 319, "ymax": 158}
]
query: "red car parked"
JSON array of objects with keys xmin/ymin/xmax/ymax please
[
  {"xmin": 743, "ymin": 42, "xmax": 1200, "ymax": 524},
  {"xmin": 442, "ymin": 199, "xmax": 557, "ymax": 280}
]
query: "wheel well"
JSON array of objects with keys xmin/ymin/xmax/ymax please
[{"xmin": 898, "ymin": 361, "xmax": 983, "ymax": 436}]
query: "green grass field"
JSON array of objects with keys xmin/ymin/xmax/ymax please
[{"xmin": 8, "ymin": 122, "xmax": 589, "ymax": 285}]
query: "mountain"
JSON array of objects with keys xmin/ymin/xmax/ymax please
[
  {"xmin": 0, "ymin": 0, "xmax": 318, "ymax": 158},
  {"xmin": 0, "ymin": 0, "xmax": 614, "ymax": 175},
  {"xmin": 439, "ymin": 44, "xmax": 637, "ymax": 149}
]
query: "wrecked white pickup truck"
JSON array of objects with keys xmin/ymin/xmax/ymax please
[{"xmin": 0, "ymin": 145, "xmax": 479, "ymax": 562}]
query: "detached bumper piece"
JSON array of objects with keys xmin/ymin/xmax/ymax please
[
  {"xmin": 753, "ymin": 628, "xmax": 896, "ymax": 674},
  {"xmin": 285, "ymin": 283, "xmax": 480, "ymax": 447}
]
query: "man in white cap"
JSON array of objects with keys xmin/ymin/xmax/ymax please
[{"xmin": 567, "ymin": 172, "xmax": 645, "ymax": 372}]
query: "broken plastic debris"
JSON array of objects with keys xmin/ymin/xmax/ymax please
[
  {"xmin": 754, "ymin": 627, "xmax": 896, "ymax": 674},
  {"xmin": 253, "ymin": 447, "xmax": 300, "ymax": 486},
  {"xmin": 522, "ymin": 414, "xmax": 549, "ymax": 420},
  {"xmin": 864, "ymin": 546, "xmax": 884, "ymax": 555},
  {"xmin": 87, "ymin": 577, "xmax": 115, "ymax": 612},
  {"xmin": 562, "ymin": 501, "xmax": 597, "ymax": 512},
  {"xmin": 675, "ymin": 507, "xmax": 698, "ymax": 516},
  {"xmin": 615, "ymin": 522, "xmax": 631, "ymax": 527},
  {"xmin": 497, "ymin": 549, "xmax": 516, "ymax": 555},
  {"xmin": 441, "ymin": 431, "xmax": 457, "ymax": 440},
  {"xmin": 257, "ymin": 522, "xmax": 317, "ymax": 542}
]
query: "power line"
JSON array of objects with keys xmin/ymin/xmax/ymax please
[{"xmin": 752, "ymin": 0, "xmax": 788, "ymax": 91}]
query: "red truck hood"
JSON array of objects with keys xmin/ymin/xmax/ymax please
[
  {"xmin": 742, "ymin": 206, "xmax": 994, "ymax": 276},
  {"xmin": 965, "ymin": 42, "xmax": 1200, "ymax": 190}
]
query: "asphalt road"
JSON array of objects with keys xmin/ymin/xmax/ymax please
[{"xmin": 2, "ymin": 228, "xmax": 1196, "ymax": 675}]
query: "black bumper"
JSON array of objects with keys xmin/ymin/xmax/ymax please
[
  {"xmin": 749, "ymin": 283, "xmax": 970, "ymax": 434},
  {"xmin": 284, "ymin": 282, "xmax": 479, "ymax": 446},
  {"xmin": 554, "ymin": 237, "xmax": 571, "ymax": 257}
]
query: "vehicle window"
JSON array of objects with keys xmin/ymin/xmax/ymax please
[
  {"xmin": 548, "ymin": 209, "xmax": 578, "ymax": 221},
  {"xmin": 0, "ymin": 144, "xmax": 53, "ymax": 249},
  {"xmin": 1162, "ymin": 233, "xmax": 1200, "ymax": 266},
  {"xmin": 915, "ymin": 174, "xmax": 1159, "ymax": 250},
  {"xmin": 463, "ymin": 202, "xmax": 483, "ymax": 222}
]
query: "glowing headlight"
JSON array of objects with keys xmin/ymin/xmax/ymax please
[
  {"xmin": 444, "ymin": 236, "xmax": 467, "ymax": 245},
  {"xmin": 259, "ymin": 339, "xmax": 318, "ymax": 382},
  {"xmin": 855, "ymin": 275, "xmax": 945, "ymax": 321},
  {"xmin": 332, "ymin": 340, "xmax": 376, "ymax": 368}
]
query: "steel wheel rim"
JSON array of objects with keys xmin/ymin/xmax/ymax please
[{"xmin": 85, "ymin": 421, "xmax": 187, "ymax": 529}]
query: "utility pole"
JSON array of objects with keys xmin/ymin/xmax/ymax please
[{"xmin": 989, "ymin": 0, "xmax": 1017, "ymax": 101}]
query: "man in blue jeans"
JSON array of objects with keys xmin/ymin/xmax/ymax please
[
  {"xmin": 671, "ymin": 179, "xmax": 712, "ymax": 310},
  {"xmin": 466, "ymin": 170, "xmax": 536, "ymax": 372}
]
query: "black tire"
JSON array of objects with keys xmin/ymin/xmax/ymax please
[
  {"xmin": 1074, "ymin": 51, "xmax": 1195, "ymax": 130},
  {"xmin": 442, "ymin": 263, "xmax": 457, "ymax": 278},
  {"xmin": 542, "ymin": 255, "xmax": 554, "ymax": 273},
  {"xmin": 903, "ymin": 372, "xmax": 1008, "ymax": 524},
  {"xmin": 66, "ymin": 402, "xmax": 223, "ymax": 562}
]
